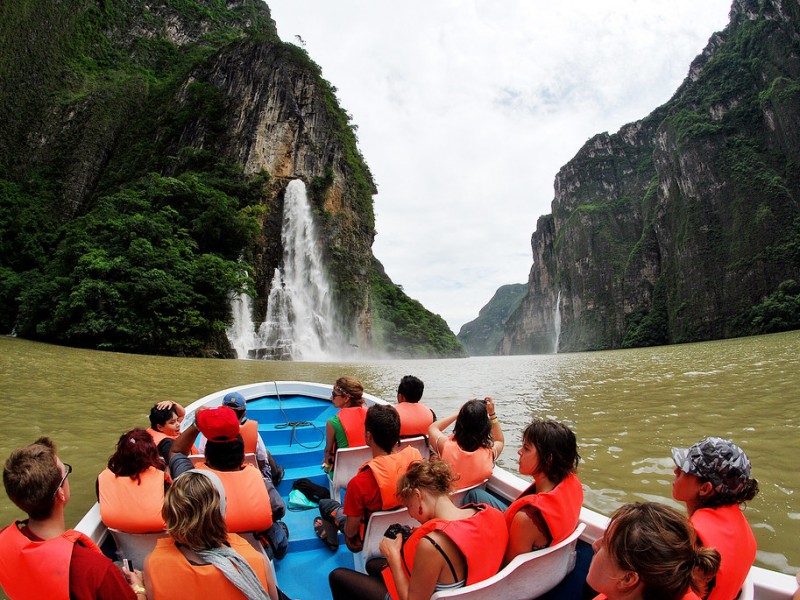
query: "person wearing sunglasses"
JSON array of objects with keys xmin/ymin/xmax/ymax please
[
  {"xmin": 0, "ymin": 437, "xmax": 145, "ymax": 599},
  {"xmin": 321, "ymin": 376, "xmax": 367, "ymax": 475}
]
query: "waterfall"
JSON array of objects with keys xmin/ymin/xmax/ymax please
[
  {"xmin": 226, "ymin": 290, "xmax": 256, "ymax": 359},
  {"xmin": 226, "ymin": 179, "xmax": 344, "ymax": 360},
  {"xmin": 553, "ymin": 290, "xmax": 562, "ymax": 354}
]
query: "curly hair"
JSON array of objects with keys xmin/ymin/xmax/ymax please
[
  {"xmin": 3, "ymin": 437, "xmax": 61, "ymax": 520},
  {"xmin": 522, "ymin": 419, "xmax": 580, "ymax": 484},
  {"xmin": 699, "ymin": 477, "xmax": 760, "ymax": 509},
  {"xmin": 163, "ymin": 472, "xmax": 228, "ymax": 551},
  {"xmin": 452, "ymin": 399, "xmax": 492, "ymax": 452},
  {"xmin": 604, "ymin": 502, "xmax": 720, "ymax": 600},
  {"xmin": 396, "ymin": 456, "xmax": 456, "ymax": 502},
  {"xmin": 107, "ymin": 429, "xmax": 166, "ymax": 482}
]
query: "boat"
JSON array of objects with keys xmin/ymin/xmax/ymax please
[{"xmin": 75, "ymin": 381, "xmax": 797, "ymax": 600}]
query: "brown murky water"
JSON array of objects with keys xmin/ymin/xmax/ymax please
[{"xmin": 1, "ymin": 331, "xmax": 797, "ymax": 573}]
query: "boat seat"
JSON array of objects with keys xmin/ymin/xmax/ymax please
[
  {"xmin": 738, "ymin": 575, "xmax": 755, "ymax": 600},
  {"xmin": 398, "ymin": 435, "xmax": 430, "ymax": 459},
  {"xmin": 449, "ymin": 480, "xmax": 488, "ymax": 506},
  {"xmin": 240, "ymin": 532, "xmax": 279, "ymax": 585},
  {"xmin": 329, "ymin": 445, "xmax": 372, "ymax": 502},
  {"xmin": 107, "ymin": 528, "xmax": 168, "ymax": 572},
  {"xmin": 430, "ymin": 523, "xmax": 586, "ymax": 600},
  {"xmin": 354, "ymin": 506, "xmax": 418, "ymax": 573}
]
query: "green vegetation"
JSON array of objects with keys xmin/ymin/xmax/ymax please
[
  {"xmin": 736, "ymin": 279, "xmax": 800, "ymax": 334},
  {"xmin": 370, "ymin": 261, "xmax": 466, "ymax": 358}
]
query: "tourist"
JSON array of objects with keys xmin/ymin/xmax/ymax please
[
  {"xmin": 169, "ymin": 406, "xmax": 288, "ymax": 558},
  {"xmin": 328, "ymin": 458, "xmax": 507, "ymax": 600},
  {"xmin": 314, "ymin": 404, "xmax": 422, "ymax": 552},
  {"xmin": 394, "ymin": 375, "xmax": 436, "ymax": 437},
  {"xmin": 147, "ymin": 400, "xmax": 196, "ymax": 463},
  {"xmin": 322, "ymin": 376, "xmax": 368, "ymax": 475},
  {"xmin": 0, "ymin": 437, "xmax": 143, "ymax": 599},
  {"xmin": 428, "ymin": 397, "xmax": 504, "ymax": 488},
  {"xmin": 671, "ymin": 437, "xmax": 759, "ymax": 600},
  {"xmin": 587, "ymin": 502, "xmax": 720, "ymax": 600},
  {"xmin": 97, "ymin": 428, "xmax": 170, "ymax": 533},
  {"xmin": 463, "ymin": 417, "xmax": 583, "ymax": 564},
  {"xmin": 144, "ymin": 470, "xmax": 277, "ymax": 599},
  {"xmin": 198, "ymin": 391, "xmax": 283, "ymax": 485}
]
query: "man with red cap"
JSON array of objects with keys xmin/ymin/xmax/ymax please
[{"xmin": 169, "ymin": 406, "xmax": 288, "ymax": 558}]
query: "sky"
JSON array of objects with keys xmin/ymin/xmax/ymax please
[{"xmin": 267, "ymin": 1, "xmax": 734, "ymax": 334}]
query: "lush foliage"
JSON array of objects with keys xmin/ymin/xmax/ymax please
[
  {"xmin": 370, "ymin": 262, "xmax": 466, "ymax": 358},
  {"xmin": 737, "ymin": 279, "xmax": 800, "ymax": 334}
]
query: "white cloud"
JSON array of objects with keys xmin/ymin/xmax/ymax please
[{"xmin": 267, "ymin": 0, "xmax": 733, "ymax": 332}]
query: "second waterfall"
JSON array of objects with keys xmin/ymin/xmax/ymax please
[{"xmin": 227, "ymin": 179, "xmax": 346, "ymax": 360}]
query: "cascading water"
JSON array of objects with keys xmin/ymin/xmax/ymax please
[
  {"xmin": 553, "ymin": 290, "xmax": 562, "ymax": 354},
  {"xmin": 226, "ymin": 179, "xmax": 344, "ymax": 360}
]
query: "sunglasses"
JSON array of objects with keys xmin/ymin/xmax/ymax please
[
  {"xmin": 331, "ymin": 387, "xmax": 348, "ymax": 398},
  {"xmin": 53, "ymin": 463, "xmax": 73, "ymax": 498}
]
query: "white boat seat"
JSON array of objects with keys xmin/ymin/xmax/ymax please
[
  {"xmin": 107, "ymin": 528, "xmax": 168, "ymax": 572},
  {"xmin": 449, "ymin": 480, "xmax": 488, "ymax": 506},
  {"xmin": 430, "ymin": 523, "xmax": 586, "ymax": 600},
  {"xmin": 354, "ymin": 506, "xmax": 418, "ymax": 573},
  {"xmin": 328, "ymin": 445, "xmax": 372, "ymax": 502},
  {"xmin": 398, "ymin": 435, "xmax": 430, "ymax": 459},
  {"xmin": 738, "ymin": 574, "xmax": 755, "ymax": 600}
]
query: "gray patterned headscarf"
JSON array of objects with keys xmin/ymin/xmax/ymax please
[{"xmin": 671, "ymin": 436, "xmax": 751, "ymax": 495}]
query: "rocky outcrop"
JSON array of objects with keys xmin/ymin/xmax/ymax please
[
  {"xmin": 458, "ymin": 283, "xmax": 527, "ymax": 355},
  {"xmin": 503, "ymin": 0, "xmax": 800, "ymax": 353}
]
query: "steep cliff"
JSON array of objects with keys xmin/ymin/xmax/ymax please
[
  {"xmin": 457, "ymin": 283, "xmax": 527, "ymax": 356},
  {"xmin": 503, "ymin": 0, "xmax": 800, "ymax": 353},
  {"xmin": 0, "ymin": 0, "xmax": 463, "ymax": 357}
]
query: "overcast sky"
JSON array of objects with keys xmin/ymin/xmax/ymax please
[{"xmin": 267, "ymin": 1, "xmax": 733, "ymax": 334}]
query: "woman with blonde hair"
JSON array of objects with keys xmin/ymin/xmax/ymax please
[
  {"xmin": 587, "ymin": 502, "xmax": 720, "ymax": 600},
  {"xmin": 144, "ymin": 470, "xmax": 277, "ymax": 600},
  {"xmin": 322, "ymin": 376, "xmax": 367, "ymax": 474},
  {"xmin": 328, "ymin": 458, "xmax": 507, "ymax": 600}
]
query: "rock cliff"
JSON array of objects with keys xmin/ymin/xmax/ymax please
[
  {"xmin": 457, "ymin": 284, "xmax": 527, "ymax": 355},
  {"xmin": 0, "ymin": 0, "xmax": 464, "ymax": 357},
  {"xmin": 502, "ymin": 0, "xmax": 800, "ymax": 353}
]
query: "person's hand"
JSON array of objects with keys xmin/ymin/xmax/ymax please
[
  {"xmin": 380, "ymin": 534, "xmax": 403, "ymax": 558},
  {"xmin": 155, "ymin": 400, "xmax": 174, "ymax": 411},
  {"xmin": 484, "ymin": 397, "xmax": 496, "ymax": 417},
  {"xmin": 321, "ymin": 460, "xmax": 332, "ymax": 473},
  {"xmin": 123, "ymin": 566, "xmax": 143, "ymax": 587}
]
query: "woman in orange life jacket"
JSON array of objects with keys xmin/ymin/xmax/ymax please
[
  {"xmin": 671, "ymin": 437, "xmax": 760, "ymax": 600},
  {"xmin": 97, "ymin": 428, "xmax": 170, "ymax": 533},
  {"xmin": 462, "ymin": 417, "xmax": 583, "ymax": 565},
  {"xmin": 428, "ymin": 397, "xmax": 504, "ymax": 489},
  {"xmin": 328, "ymin": 457, "xmax": 507, "ymax": 600},
  {"xmin": 587, "ymin": 502, "xmax": 720, "ymax": 600},
  {"xmin": 145, "ymin": 470, "xmax": 278, "ymax": 600},
  {"xmin": 322, "ymin": 376, "xmax": 368, "ymax": 475}
]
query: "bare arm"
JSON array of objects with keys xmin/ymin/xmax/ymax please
[
  {"xmin": 343, "ymin": 516, "xmax": 363, "ymax": 552},
  {"xmin": 503, "ymin": 507, "xmax": 548, "ymax": 565},
  {"xmin": 484, "ymin": 397, "xmax": 504, "ymax": 459},
  {"xmin": 169, "ymin": 422, "xmax": 199, "ymax": 458},
  {"xmin": 322, "ymin": 421, "xmax": 336, "ymax": 472},
  {"xmin": 428, "ymin": 413, "xmax": 458, "ymax": 456}
]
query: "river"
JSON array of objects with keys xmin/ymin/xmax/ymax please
[{"xmin": 0, "ymin": 331, "xmax": 797, "ymax": 574}]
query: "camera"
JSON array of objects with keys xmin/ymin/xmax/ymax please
[{"xmin": 383, "ymin": 523, "xmax": 413, "ymax": 541}]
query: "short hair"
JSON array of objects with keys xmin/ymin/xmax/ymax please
[
  {"xmin": 453, "ymin": 399, "xmax": 492, "ymax": 452},
  {"xmin": 204, "ymin": 435, "xmax": 245, "ymax": 471},
  {"xmin": 365, "ymin": 404, "xmax": 400, "ymax": 454},
  {"xmin": 396, "ymin": 457, "xmax": 455, "ymax": 501},
  {"xmin": 107, "ymin": 429, "xmax": 166, "ymax": 481},
  {"xmin": 398, "ymin": 376, "xmax": 424, "ymax": 403},
  {"xmin": 163, "ymin": 472, "xmax": 228, "ymax": 551},
  {"xmin": 604, "ymin": 503, "xmax": 720, "ymax": 600},
  {"xmin": 521, "ymin": 419, "xmax": 580, "ymax": 484},
  {"xmin": 3, "ymin": 437, "xmax": 61, "ymax": 520},
  {"xmin": 149, "ymin": 404, "xmax": 177, "ymax": 430},
  {"xmin": 336, "ymin": 376, "xmax": 364, "ymax": 407}
]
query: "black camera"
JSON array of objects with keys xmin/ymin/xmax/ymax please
[{"xmin": 383, "ymin": 523, "xmax": 413, "ymax": 541}]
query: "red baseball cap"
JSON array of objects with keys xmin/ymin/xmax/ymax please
[{"xmin": 196, "ymin": 406, "xmax": 240, "ymax": 442}]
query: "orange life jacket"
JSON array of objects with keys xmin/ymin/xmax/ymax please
[
  {"xmin": 196, "ymin": 463, "xmax": 273, "ymax": 533},
  {"xmin": 98, "ymin": 466, "xmax": 167, "ymax": 533},
  {"xmin": 361, "ymin": 446, "xmax": 423, "ymax": 510},
  {"xmin": 691, "ymin": 504, "xmax": 756, "ymax": 600},
  {"xmin": 338, "ymin": 406, "xmax": 368, "ymax": 447},
  {"xmin": 504, "ymin": 472, "xmax": 583, "ymax": 547},
  {"xmin": 240, "ymin": 419, "xmax": 259, "ymax": 455},
  {"xmin": 146, "ymin": 533, "xmax": 270, "ymax": 599},
  {"xmin": 382, "ymin": 504, "xmax": 507, "ymax": 600},
  {"xmin": 146, "ymin": 428, "xmax": 198, "ymax": 455},
  {"xmin": 438, "ymin": 437, "xmax": 495, "ymax": 489},
  {"xmin": 395, "ymin": 402, "xmax": 434, "ymax": 437},
  {"xmin": 0, "ymin": 522, "xmax": 103, "ymax": 600}
]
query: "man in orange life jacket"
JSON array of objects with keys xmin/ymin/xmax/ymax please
[
  {"xmin": 394, "ymin": 375, "xmax": 436, "ymax": 438},
  {"xmin": 168, "ymin": 406, "xmax": 289, "ymax": 558},
  {"xmin": 314, "ymin": 404, "xmax": 422, "ymax": 552},
  {"xmin": 0, "ymin": 437, "xmax": 144, "ymax": 600}
]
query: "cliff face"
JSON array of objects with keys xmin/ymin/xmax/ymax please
[
  {"xmin": 503, "ymin": 0, "xmax": 800, "ymax": 353},
  {"xmin": 458, "ymin": 283, "xmax": 527, "ymax": 355},
  {"xmin": 0, "ymin": 0, "xmax": 462, "ymax": 357}
]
